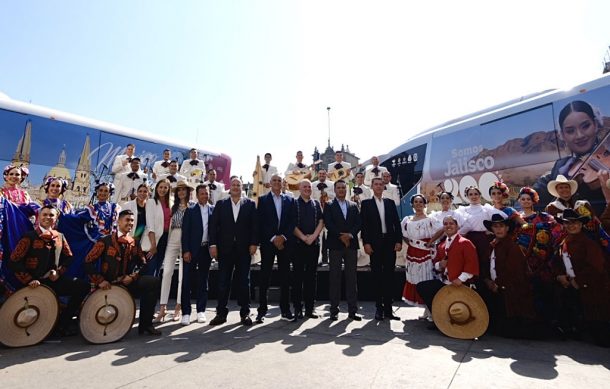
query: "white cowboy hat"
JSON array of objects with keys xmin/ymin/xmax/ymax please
[{"xmin": 547, "ymin": 175, "xmax": 578, "ymax": 198}]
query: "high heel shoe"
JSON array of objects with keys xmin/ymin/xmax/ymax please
[
  {"xmin": 173, "ymin": 304, "xmax": 182, "ymax": 322},
  {"xmin": 153, "ymin": 306, "xmax": 167, "ymax": 323}
]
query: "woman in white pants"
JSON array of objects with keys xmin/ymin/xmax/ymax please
[{"xmin": 155, "ymin": 180, "xmax": 194, "ymax": 322}]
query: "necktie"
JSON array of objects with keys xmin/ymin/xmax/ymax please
[
  {"xmin": 317, "ymin": 183, "xmax": 327, "ymax": 190},
  {"xmin": 190, "ymin": 160, "xmax": 199, "ymax": 166},
  {"xmin": 335, "ymin": 163, "xmax": 343, "ymax": 169},
  {"xmin": 263, "ymin": 164, "xmax": 269, "ymax": 171},
  {"xmin": 127, "ymin": 172, "xmax": 138, "ymax": 180},
  {"xmin": 161, "ymin": 161, "xmax": 170, "ymax": 168},
  {"xmin": 353, "ymin": 187, "xmax": 363, "ymax": 195},
  {"xmin": 209, "ymin": 183, "xmax": 216, "ymax": 190},
  {"xmin": 372, "ymin": 167, "xmax": 379, "ymax": 175},
  {"xmin": 297, "ymin": 163, "xmax": 305, "ymax": 168},
  {"xmin": 167, "ymin": 175, "xmax": 177, "ymax": 183}
]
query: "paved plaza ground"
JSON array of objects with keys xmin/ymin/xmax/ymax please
[{"xmin": 1, "ymin": 301, "xmax": 609, "ymax": 388}]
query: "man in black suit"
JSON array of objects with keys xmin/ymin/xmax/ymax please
[
  {"xmin": 324, "ymin": 180, "xmax": 362, "ymax": 321},
  {"xmin": 361, "ymin": 177, "xmax": 403, "ymax": 320},
  {"xmin": 256, "ymin": 173, "xmax": 296, "ymax": 323},
  {"xmin": 209, "ymin": 178, "xmax": 259, "ymax": 326},
  {"xmin": 180, "ymin": 184, "xmax": 214, "ymax": 325}
]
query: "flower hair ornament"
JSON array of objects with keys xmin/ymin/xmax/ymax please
[
  {"xmin": 3, "ymin": 164, "xmax": 29, "ymax": 183},
  {"xmin": 518, "ymin": 187, "xmax": 539, "ymax": 204},
  {"xmin": 43, "ymin": 176, "xmax": 69, "ymax": 194},
  {"xmin": 489, "ymin": 181, "xmax": 509, "ymax": 199}
]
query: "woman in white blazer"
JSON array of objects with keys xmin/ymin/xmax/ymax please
[
  {"xmin": 121, "ymin": 183, "xmax": 150, "ymax": 244},
  {"xmin": 142, "ymin": 179, "xmax": 172, "ymax": 277}
]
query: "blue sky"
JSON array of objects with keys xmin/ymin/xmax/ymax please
[{"xmin": 1, "ymin": 1, "xmax": 609, "ymax": 180}]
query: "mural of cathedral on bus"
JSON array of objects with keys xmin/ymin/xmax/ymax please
[{"xmin": 10, "ymin": 121, "xmax": 94, "ymax": 207}]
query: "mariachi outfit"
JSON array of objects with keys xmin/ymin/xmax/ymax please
[
  {"xmin": 401, "ymin": 215, "xmax": 441, "ymax": 306},
  {"xmin": 85, "ymin": 232, "xmax": 160, "ymax": 332},
  {"xmin": 416, "ymin": 233, "xmax": 479, "ymax": 312},
  {"xmin": 483, "ymin": 237, "xmax": 539, "ymax": 338},
  {"xmin": 9, "ymin": 227, "xmax": 89, "ymax": 333},
  {"xmin": 554, "ymin": 231, "xmax": 610, "ymax": 346}
]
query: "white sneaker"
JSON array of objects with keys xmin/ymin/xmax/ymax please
[
  {"xmin": 180, "ymin": 314, "xmax": 190, "ymax": 326},
  {"xmin": 197, "ymin": 312, "xmax": 207, "ymax": 323}
]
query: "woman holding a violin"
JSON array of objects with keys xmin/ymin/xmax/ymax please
[{"xmin": 534, "ymin": 100, "xmax": 610, "ymax": 214}]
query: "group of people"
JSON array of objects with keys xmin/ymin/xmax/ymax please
[
  {"xmin": 404, "ymin": 177, "xmax": 610, "ymax": 346},
  {"xmin": 1, "ymin": 142, "xmax": 609, "ymax": 348}
]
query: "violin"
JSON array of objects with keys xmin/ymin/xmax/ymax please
[{"xmin": 568, "ymin": 145, "xmax": 610, "ymax": 188}]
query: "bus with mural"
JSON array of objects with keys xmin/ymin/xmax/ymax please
[
  {"xmin": 380, "ymin": 73, "xmax": 610, "ymax": 217},
  {"xmin": 0, "ymin": 94, "xmax": 231, "ymax": 206}
]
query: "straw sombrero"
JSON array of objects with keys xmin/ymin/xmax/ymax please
[
  {"xmin": 79, "ymin": 286, "xmax": 135, "ymax": 344},
  {"xmin": 172, "ymin": 180, "xmax": 195, "ymax": 193},
  {"xmin": 547, "ymin": 175, "xmax": 578, "ymax": 198},
  {"xmin": 0, "ymin": 284, "xmax": 59, "ymax": 347},
  {"xmin": 432, "ymin": 285, "xmax": 489, "ymax": 340}
]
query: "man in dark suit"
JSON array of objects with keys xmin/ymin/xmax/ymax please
[
  {"xmin": 256, "ymin": 173, "xmax": 296, "ymax": 323},
  {"xmin": 324, "ymin": 180, "xmax": 362, "ymax": 321},
  {"xmin": 209, "ymin": 178, "xmax": 259, "ymax": 326},
  {"xmin": 180, "ymin": 184, "xmax": 214, "ymax": 325},
  {"xmin": 361, "ymin": 177, "xmax": 403, "ymax": 321}
]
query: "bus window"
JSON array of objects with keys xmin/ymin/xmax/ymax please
[{"xmin": 381, "ymin": 143, "xmax": 426, "ymax": 216}]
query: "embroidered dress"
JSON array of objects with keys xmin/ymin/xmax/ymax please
[
  {"xmin": 1, "ymin": 186, "xmax": 31, "ymax": 205},
  {"xmin": 92, "ymin": 201, "xmax": 120, "ymax": 236},
  {"xmin": 401, "ymin": 215, "xmax": 441, "ymax": 306},
  {"xmin": 1, "ymin": 186, "xmax": 39, "ymax": 217},
  {"xmin": 517, "ymin": 211, "xmax": 557, "ymax": 281}
]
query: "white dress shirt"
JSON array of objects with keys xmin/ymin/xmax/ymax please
[
  {"xmin": 199, "ymin": 203, "xmax": 210, "ymax": 244},
  {"xmin": 231, "ymin": 198, "xmax": 241, "ymax": 222},
  {"xmin": 374, "ymin": 195, "xmax": 387, "ymax": 234}
]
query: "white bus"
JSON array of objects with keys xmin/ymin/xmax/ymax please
[
  {"xmin": 0, "ymin": 94, "xmax": 231, "ymax": 206},
  {"xmin": 379, "ymin": 73, "xmax": 610, "ymax": 217}
]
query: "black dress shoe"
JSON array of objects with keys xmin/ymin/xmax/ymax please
[
  {"xmin": 139, "ymin": 326, "xmax": 162, "ymax": 336},
  {"xmin": 385, "ymin": 313, "xmax": 401, "ymax": 321},
  {"xmin": 255, "ymin": 312, "xmax": 265, "ymax": 324},
  {"xmin": 209, "ymin": 315, "xmax": 227, "ymax": 326},
  {"xmin": 329, "ymin": 314, "xmax": 338, "ymax": 321},
  {"xmin": 305, "ymin": 311, "xmax": 319, "ymax": 319},
  {"xmin": 295, "ymin": 311, "xmax": 304, "ymax": 320},
  {"xmin": 280, "ymin": 312, "xmax": 295, "ymax": 321},
  {"xmin": 348, "ymin": 313, "xmax": 362, "ymax": 321},
  {"xmin": 241, "ymin": 316, "xmax": 253, "ymax": 326}
]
